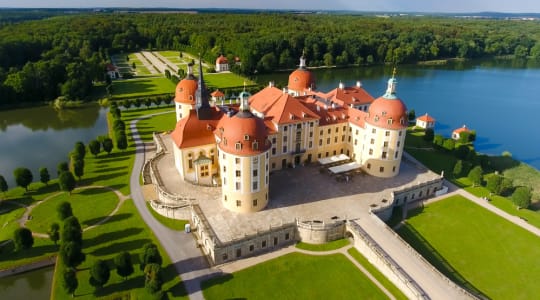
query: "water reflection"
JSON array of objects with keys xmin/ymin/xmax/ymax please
[{"xmin": 0, "ymin": 266, "xmax": 53, "ymax": 299}]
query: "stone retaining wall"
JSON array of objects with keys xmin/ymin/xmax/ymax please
[
  {"xmin": 0, "ymin": 256, "xmax": 56, "ymax": 278},
  {"xmin": 296, "ymin": 219, "xmax": 346, "ymax": 244}
]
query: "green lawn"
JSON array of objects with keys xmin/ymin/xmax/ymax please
[
  {"xmin": 26, "ymin": 187, "xmax": 119, "ymax": 234},
  {"xmin": 111, "ymin": 77, "xmax": 174, "ymax": 99},
  {"xmin": 145, "ymin": 202, "xmax": 188, "ymax": 231},
  {"xmin": 397, "ymin": 195, "xmax": 540, "ymax": 299},
  {"xmin": 125, "ymin": 54, "xmax": 151, "ymax": 75},
  {"xmin": 347, "ymin": 248, "xmax": 408, "ymax": 300},
  {"xmin": 205, "ymin": 72, "xmax": 256, "ymax": 89},
  {"xmin": 136, "ymin": 110, "xmax": 175, "ymax": 142},
  {"xmin": 0, "ymin": 202, "xmax": 25, "ymax": 241},
  {"xmin": 295, "ymin": 238, "xmax": 349, "ymax": 251},
  {"xmin": 51, "ymin": 199, "xmax": 187, "ymax": 299},
  {"xmin": 202, "ymin": 252, "xmax": 388, "ymax": 300}
]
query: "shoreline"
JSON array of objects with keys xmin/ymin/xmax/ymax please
[{"xmin": 0, "ymin": 256, "xmax": 56, "ymax": 279}]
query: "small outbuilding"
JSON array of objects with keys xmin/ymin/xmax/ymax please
[
  {"xmin": 452, "ymin": 125, "xmax": 471, "ymax": 140},
  {"xmin": 416, "ymin": 113, "xmax": 436, "ymax": 129},
  {"xmin": 215, "ymin": 55, "xmax": 229, "ymax": 72}
]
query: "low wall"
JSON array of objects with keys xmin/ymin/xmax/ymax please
[
  {"xmin": 149, "ymin": 200, "xmax": 191, "ymax": 220},
  {"xmin": 296, "ymin": 219, "xmax": 346, "ymax": 244},
  {"xmin": 0, "ymin": 256, "xmax": 56, "ymax": 278}
]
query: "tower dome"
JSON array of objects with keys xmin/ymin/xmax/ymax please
[
  {"xmin": 288, "ymin": 53, "xmax": 316, "ymax": 93},
  {"xmin": 365, "ymin": 72, "xmax": 407, "ymax": 130},
  {"xmin": 174, "ymin": 63, "xmax": 197, "ymax": 104}
]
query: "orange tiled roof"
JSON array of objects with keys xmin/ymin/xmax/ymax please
[
  {"xmin": 215, "ymin": 110, "xmax": 271, "ymax": 156},
  {"xmin": 365, "ymin": 96, "xmax": 408, "ymax": 130},
  {"xmin": 216, "ymin": 55, "xmax": 228, "ymax": 64},
  {"xmin": 347, "ymin": 107, "xmax": 367, "ymax": 128},
  {"xmin": 453, "ymin": 125, "xmax": 471, "ymax": 134},
  {"xmin": 211, "ymin": 90, "xmax": 225, "ymax": 97},
  {"xmin": 249, "ymin": 86, "xmax": 284, "ymax": 115},
  {"xmin": 171, "ymin": 108, "xmax": 222, "ymax": 149},
  {"xmin": 417, "ymin": 113, "xmax": 435, "ymax": 122},
  {"xmin": 264, "ymin": 93, "xmax": 320, "ymax": 125},
  {"xmin": 288, "ymin": 69, "xmax": 315, "ymax": 92},
  {"xmin": 325, "ymin": 86, "xmax": 374, "ymax": 107}
]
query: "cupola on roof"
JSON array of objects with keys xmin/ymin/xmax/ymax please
[
  {"xmin": 288, "ymin": 53, "xmax": 316, "ymax": 92},
  {"xmin": 175, "ymin": 63, "xmax": 197, "ymax": 104},
  {"xmin": 365, "ymin": 69, "xmax": 408, "ymax": 130}
]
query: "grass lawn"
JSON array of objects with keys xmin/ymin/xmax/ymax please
[
  {"xmin": 125, "ymin": 54, "xmax": 151, "ymax": 75},
  {"xmin": 0, "ymin": 202, "xmax": 25, "ymax": 241},
  {"xmin": 202, "ymin": 252, "xmax": 388, "ymax": 300},
  {"xmin": 111, "ymin": 77, "xmax": 174, "ymax": 99},
  {"xmin": 26, "ymin": 187, "xmax": 119, "ymax": 234},
  {"xmin": 136, "ymin": 110, "xmax": 175, "ymax": 142},
  {"xmin": 397, "ymin": 195, "xmax": 540, "ymax": 299},
  {"xmin": 204, "ymin": 72, "xmax": 256, "ymax": 89},
  {"xmin": 51, "ymin": 199, "xmax": 187, "ymax": 299},
  {"xmin": 347, "ymin": 248, "xmax": 408, "ymax": 300},
  {"xmin": 295, "ymin": 238, "xmax": 349, "ymax": 251},
  {"xmin": 145, "ymin": 202, "xmax": 188, "ymax": 231}
]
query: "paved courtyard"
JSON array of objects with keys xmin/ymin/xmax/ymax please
[{"xmin": 155, "ymin": 133, "xmax": 441, "ymax": 242}]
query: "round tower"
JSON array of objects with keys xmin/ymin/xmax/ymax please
[
  {"xmin": 215, "ymin": 92, "xmax": 271, "ymax": 213},
  {"xmin": 361, "ymin": 70, "xmax": 407, "ymax": 178},
  {"xmin": 174, "ymin": 63, "xmax": 197, "ymax": 121},
  {"xmin": 287, "ymin": 52, "xmax": 316, "ymax": 96}
]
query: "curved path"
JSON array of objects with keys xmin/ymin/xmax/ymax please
[
  {"xmin": 129, "ymin": 113, "xmax": 214, "ymax": 300},
  {"xmin": 19, "ymin": 186, "xmax": 129, "ymax": 238}
]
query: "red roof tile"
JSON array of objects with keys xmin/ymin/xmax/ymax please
[
  {"xmin": 171, "ymin": 108, "xmax": 222, "ymax": 149},
  {"xmin": 417, "ymin": 113, "xmax": 435, "ymax": 122}
]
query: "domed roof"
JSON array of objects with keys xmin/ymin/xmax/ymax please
[
  {"xmin": 216, "ymin": 111, "xmax": 270, "ymax": 156},
  {"xmin": 288, "ymin": 55, "xmax": 315, "ymax": 92},
  {"xmin": 174, "ymin": 77, "xmax": 197, "ymax": 104},
  {"xmin": 365, "ymin": 76, "xmax": 408, "ymax": 130}
]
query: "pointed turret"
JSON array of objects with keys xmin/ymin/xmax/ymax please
[{"xmin": 196, "ymin": 57, "xmax": 212, "ymax": 120}]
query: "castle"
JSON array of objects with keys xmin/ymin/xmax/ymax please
[{"xmin": 170, "ymin": 56, "xmax": 408, "ymax": 213}]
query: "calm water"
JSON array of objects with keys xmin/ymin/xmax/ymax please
[
  {"xmin": 257, "ymin": 59, "xmax": 540, "ymax": 170},
  {"xmin": 0, "ymin": 266, "xmax": 54, "ymax": 299},
  {"xmin": 0, "ymin": 104, "xmax": 108, "ymax": 187}
]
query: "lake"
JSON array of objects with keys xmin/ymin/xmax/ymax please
[
  {"xmin": 0, "ymin": 266, "xmax": 54, "ymax": 299},
  {"xmin": 257, "ymin": 59, "xmax": 540, "ymax": 170},
  {"xmin": 0, "ymin": 104, "xmax": 108, "ymax": 187}
]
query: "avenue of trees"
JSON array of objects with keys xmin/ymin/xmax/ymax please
[{"xmin": 1, "ymin": 12, "xmax": 540, "ymax": 106}]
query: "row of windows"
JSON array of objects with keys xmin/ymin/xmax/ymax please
[
  {"xmin": 366, "ymin": 164, "xmax": 397, "ymax": 173},
  {"xmin": 222, "ymin": 232, "xmax": 291, "ymax": 261}
]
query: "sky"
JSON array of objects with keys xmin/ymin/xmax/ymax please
[{"xmin": 0, "ymin": 0, "xmax": 539, "ymax": 13}]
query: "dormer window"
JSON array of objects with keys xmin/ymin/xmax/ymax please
[
  {"xmin": 235, "ymin": 142, "xmax": 242, "ymax": 150},
  {"xmin": 374, "ymin": 116, "xmax": 379, "ymax": 122},
  {"xmin": 252, "ymin": 141, "xmax": 259, "ymax": 150},
  {"xmin": 244, "ymin": 134, "xmax": 250, "ymax": 141},
  {"xmin": 387, "ymin": 118, "xmax": 393, "ymax": 125},
  {"xmin": 289, "ymin": 113, "xmax": 294, "ymax": 120},
  {"xmin": 382, "ymin": 111, "xmax": 387, "ymax": 116},
  {"xmin": 223, "ymin": 138, "xmax": 227, "ymax": 146}
]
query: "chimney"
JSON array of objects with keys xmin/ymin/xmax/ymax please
[
  {"xmin": 269, "ymin": 81, "xmax": 275, "ymax": 88},
  {"xmin": 356, "ymin": 80, "xmax": 362, "ymax": 87},
  {"xmin": 338, "ymin": 81, "xmax": 344, "ymax": 89}
]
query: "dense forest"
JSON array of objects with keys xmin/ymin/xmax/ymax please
[{"xmin": 1, "ymin": 11, "xmax": 540, "ymax": 106}]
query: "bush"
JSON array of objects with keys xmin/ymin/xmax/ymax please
[{"xmin": 13, "ymin": 227, "xmax": 34, "ymax": 251}]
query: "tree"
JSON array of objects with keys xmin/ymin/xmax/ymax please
[
  {"xmin": 408, "ymin": 109, "xmax": 416, "ymax": 121},
  {"xmin": 13, "ymin": 167, "xmax": 33, "ymax": 192},
  {"xmin": 122, "ymin": 100, "xmax": 132, "ymax": 110},
  {"xmin": 144, "ymin": 98, "xmax": 152, "ymax": 109},
  {"xmin": 89, "ymin": 259, "xmax": 110, "ymax": 289},
  {"xmin": 57, "ymin": 201, "xmax": 73, "ymax": 221},
  {"xmin": 164, "ymin": 69, "xmax": 171, "ymax": 79},
  {"xmin": 111, "ymin": 107, "xmax": 121, "ymax": 119},
  {"xmin": 133, "ymin": 98, "xmax": 142, "ymax": 109},
  {"xmin": 88, "ymin": 140, "xmax": 101, "ymax": 157},
  {"xmin": 453, "ymin": 160, "xmax": 464, "ymax": 178},
  {"xmin": 114, "ymin": 251, "xmax": 134, "ymax": 280},
  {"xmin": 13, "ymin": 227, "xmax": 34, "ymax": 251},
  {"xmin": 144, "ymin": 263, "xmax": 163, "ymax": 294},
  {"xmin": 0, "ymin": 175, "xmax": 7, "ymax": 198},
  {"xmin": 323, "ymin": 52, "xmax": 334, "ymax": 66},
  {"xmin": 102, "ymin": 138, "xmax": 114, "ymax": 155},
  {"xmin": 152, "ymin": 97, "xmax": 162, "ymax": 107},
  {"xmin": 113, "ymin": 120, "xmax": 125, "ymax": 132},
  {"xmin": 468, "ymin": 166, "xmax": 483, "ymax": 187},
  {"xmin": 500, "ymin": 177, "xmax": 514, "ymax": 196},
  {"xmin": 39, "ymin": 167, "xmax": 50, "ymax": 186},
  {"xmin": 423, "ymin": 128, "xmax": 434, "ymax": 142},
  {"xmin": 57, "ymin": 162, "xmax": 69, "ymax": 175},
  {"xmin": 512, "ymin": 186, "xmax": 532, "ymax": 209},
  {"xmin": 455, "ymin": 144, "xmax": 470, "ymax": 160},
  {"xmin": 140, "ymin": 243, "xmax": 162, "ymax": 270},
  {"xmin": 48, "ymin": 222, "xmax": 60, "ymax": 245},
  {"xmin": 442, "ymin": 138, "xmax": 455, "ymax": 152},
  {"xmin": 60, "ymin": 241, "xmax": 85, "ymax": 268},
  {"xmin": 59, "ymin": 171, "xmax": 76, "ymax": 195},
  {"xmin": 72, "ymin": 159, "xmax": 84, "ymax": 181},
  {"xmin": 62, "ymin": 216, "xmax": 83, "ymax": 244},
  {"xmin": 132, "ymin": 62, "xmax": 136, "ymax": 69},
  {"xmin": 62, "ymin": 268, "xmax": 78, "ymax": 298},
  {"xmin": 74, "ymin": 142, "xmax": 86, "ymax": 160},
  {"xmin": 486, "ymin": 174, "xmax": 503, "ymax": 194},
  {"xmin": 433, "ymin": 134, "xmax": 444, "ymax": 147},
  {"xmin": 116, "ymin": 133, "xmax": 128, "ymax": 151}
]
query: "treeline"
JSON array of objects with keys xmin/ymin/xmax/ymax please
[{"xmin": 1, "ymin": 13, "xmax": 540, "ymax": 106}]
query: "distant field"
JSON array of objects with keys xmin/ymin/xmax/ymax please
[
  {"xmin": 111, "ymin": 77, "xmax": 174, "ymax": 98},
  {"xmin": 202, "ymin": 252, "xmax": 387, "ymax": 299},
  {"xmin": 398, "ymin": 195, "xmax": 540, "ymax": 299},
  {"xmin": 205, "ymin": 72, "xmax": 256, "ymax": 89}
]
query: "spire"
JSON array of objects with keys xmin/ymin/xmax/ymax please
[
  {"xmin": 299, "ymin": 50, "xmax": 306, "ymax": 69},
  {"xmin": 383, "ymin": 67, "xmax": 398, "ymax": 99},
  {"xmin": 186, "ymin": 63, "xmax": 195, "ymax": 79},
  {"xmin": 196, "ymin": 56, "xmax": 212, "ymax": 120}
]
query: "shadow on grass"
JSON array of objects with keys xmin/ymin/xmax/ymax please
[
  {"xmin": 93, "ymin": 274, "xmax": 145, "ymax": 298},
  {"xmin": 82, "ymin": 213, "xmax": 132, "ymax": 227},
  {"xmin": 82, "ymin": 171, "xmax": 129, "ymax": 185},
  {"xmin": 397, "ymin": 224, "xmax": 489, "ymax": 299},
  {"xmin": 85, "ymin": 227, "xmax": 143, "ymax": 249},
  {"xmin": 91, "ymin": 238, "xmax": 152, "ymax": 256},
  {"xmin": 93, "ymin": 166, "xmax": 128, "ymax": 174},
  {"xmin": 200, "ymin": 273, "xmax": 234, "ymax": 294},
  {"xmin": 0, "ymin": 242, "xmax": 57, "ymax": 263},
  {"xmin": 75, "ymin": 187, "xmax": 111, "ymax": 196}
]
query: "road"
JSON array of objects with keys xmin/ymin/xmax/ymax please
[{"xmin": 129, "ymin": 116, "xmax": 215, "ymax": 300}]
